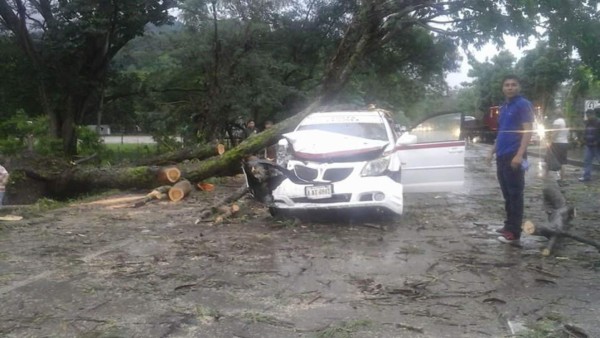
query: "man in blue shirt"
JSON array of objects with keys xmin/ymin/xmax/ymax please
[{"xmin": 487, "ymin": 75, "xmax": 534, "ymax": 244}]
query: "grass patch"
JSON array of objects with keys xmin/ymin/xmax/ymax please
[
  {"xmin": 104, "ymin": 143, "xmax": 158, "ymax": 164},
  {"xmin": 195, "ymin": 305, "xmax": 222, "ymax": 322},
  {"xmin": 317, "ymin": 320, "xmax": 373, "ymax": 338},
  {"xmin": 28, "ymin": 197, "xmax": 68, "ymax": 212},
  {"xmin": 518, "ymin": 313, "xmax": 572, "ymax": 338},
  {"xmin": 242, "ymin": 312, "xmax": 294, "ymax": 328}
]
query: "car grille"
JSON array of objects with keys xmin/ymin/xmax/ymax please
[
  {"xmin": 294, "ymin": 165, "xmax": 318, "ymax": 181},
  {"xmin": 293, "ymin": 165, "xmax": 353, "ymax": 182},
  {"xmin": 323, "ymin": 168, "xmax": 353, "ymax": 182},
  {"xmin": 292, "ymin": 194, "xmax": 352, "ymax": 203}
]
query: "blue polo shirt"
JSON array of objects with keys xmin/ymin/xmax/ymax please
[{"xmin": 495, "ymin": 95, "xmax": 534, "ymax": 157}]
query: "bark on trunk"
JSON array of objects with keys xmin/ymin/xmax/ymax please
[{"xmin": 135, "ymin": 142, "xmax": 225, "ymax": 166}]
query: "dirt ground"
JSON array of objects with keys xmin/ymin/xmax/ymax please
[{"xmin": 1, "ymin": 144, "xmax": 599, "ymax": 338}]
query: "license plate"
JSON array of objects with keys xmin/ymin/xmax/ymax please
[{"xmin": 305, "ymin": 185, "xmax": 333, "ymax": 199}]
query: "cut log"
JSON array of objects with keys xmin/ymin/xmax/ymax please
[
  {"xmin": 168, "ymin": 180, "xmax": 193, "ymax": 202},
  {"xmin": 157, "ymin": 167, "xmax": 181, "ymax": 184},
  {"xmin": 197, "ymin": 182, "xmax": 215, "ymax": 192}
]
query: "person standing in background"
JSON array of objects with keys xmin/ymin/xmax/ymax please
[
  {"xmin": 0, "ymin": 164, "xmax": 9, "ymax": 205},
  {"xmin": 244, "ymin": 119, "xmax": 257, "ymax": 139},
  {"xmin": 579, "ymin": 109, "xmax": 600, "ymax": 182},
  {"xmin": 545, "ymin": 110, "xmax": 569, "ymax": 181},
  {"xmin": 486, "ymin": 75, "xmax": 534, "ymax": 245}
]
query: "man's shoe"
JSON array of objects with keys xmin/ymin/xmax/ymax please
[
  {"xmin": 578, "ymin": 177, "xmax": 591, "ymax": 182},
  {"xmin": 495, "ymin": 227, "xmax": 507, "ymax": 234},
  {"xmin": 497, "ymin": 231, "xmax": 520, "ymax": 245}
]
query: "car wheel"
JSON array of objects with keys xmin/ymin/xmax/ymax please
[{"xmin": 268, "ymin": 207, "xmax": 280, "ymax": 217}]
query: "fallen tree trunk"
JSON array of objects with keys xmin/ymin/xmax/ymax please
[
  {"xmin": 135, "ymin": 142, "xmax": 225, "ymax": 166},
  {"xmin": 3, "ymin": 117, "xmax": 303, "ymax": 198}
]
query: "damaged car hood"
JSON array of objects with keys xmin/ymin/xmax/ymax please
[{"xmin": 283, "ymin": 130, "xmax": 389, "ymax": 161}]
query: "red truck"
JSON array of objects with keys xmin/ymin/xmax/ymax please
[{"xmin": 462, "ymin": 106, "xmax": 499, "ymax": 143}]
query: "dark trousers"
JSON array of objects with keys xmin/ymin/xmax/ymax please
[{"xmin": 496, "ymin": 153, "xmax": 525, "ymax": 237}]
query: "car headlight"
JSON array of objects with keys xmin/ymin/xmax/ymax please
[{"xmin": 361, "ymin": 156, "xmax": 390, "ymax": 176}]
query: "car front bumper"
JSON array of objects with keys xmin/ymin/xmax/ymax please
[{"xmin": 271, "ymin": 175, "xmax": 404, "ymax": 215}]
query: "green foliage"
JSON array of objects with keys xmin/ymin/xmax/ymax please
[
  {"xmin": 468, "ymin": 51, "xmax": 517, "ymax": 111},
  {"xmin": 0, "ymin": 37, "xmax": 41, "ymax": 120},
  {"xmin": 316, "ymin": 320, "xmax": 373, "ymax": 338},
  {"xmin": 104, "ymin": 143, "xmax": 156, "ymax": 162},
  {"xmin": 3, "ymin": 0, "xmax": 600, "ymax": 157},
  {"xmin": 0, "ymin": 0, "xmax": 175, "ymax": 155},
  {"xmin": 30, "ymin": 197, "xmax": 66, "ymax": 212},
  {"xmin": 76, "ymin": 126, "xmax": 110, "ymax": 159},
  {"xmin": 518, "ymin": 313, "xmax": 572, "ymax": 338},
  {"xmin": 0, "ymin": 111, "xmax": 61, "ymax": 156},
  {"xmin": 516, "ymin": 42, "xmax": 571, "ymax": 113}
]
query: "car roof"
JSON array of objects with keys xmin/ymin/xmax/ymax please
[
  {"xmin": 300, "ymin": 110, "xmax": 388, "ymax": 125},
  {"xmin": 310, "ymin": 110, "xmax": 387, "ymax": 117}
]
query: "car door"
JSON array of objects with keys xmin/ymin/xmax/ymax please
[{"xmin": 397, "ymin": 112, "xmax": 465, "ymax": 193}]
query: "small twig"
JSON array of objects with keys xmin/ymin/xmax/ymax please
[
  {"xmin": 237, "ymin": 270, "xmax": 279, "ymax": 276},
  {"xmin": 72, "ymin": 153, "xmax": 98, "ymax": 165},
  {"xmin": 527, "ymin": 266, "xmax": 561, "ymax": 278},
  {"xmin": 396, "ymin": 322, "xmax": 424, "ymax": 333},
  {"xmin": 306, "ymin": 294, "xmax": 322, "ymax": 305}
]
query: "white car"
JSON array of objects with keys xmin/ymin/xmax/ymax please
[{"xmin": 265, "ymin": 109, "xmax": 465, "ymax": 216}]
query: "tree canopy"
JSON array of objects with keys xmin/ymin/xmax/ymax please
[{"xmin": 1, "ymin": 0, "xmax": 600, "ymax": 156}]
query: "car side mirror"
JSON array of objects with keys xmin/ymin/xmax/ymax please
[{"xmin": 396, "ymin": 133, "xmax": 417, "ymax": 145}]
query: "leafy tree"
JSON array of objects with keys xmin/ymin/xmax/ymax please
[
  {"xmin": 468, "ymin": 51, "xmax": 517, "ymax": 112},
  {"xmin": 0, "ymin": 37, "xmax": 40, "ymax": 119},
  {"xmin": 0, "ymin": 0, "xmax": 174, "ymax": 155},
  {"xmin": 516, "ymin": 42, "xmax": 570, "ymax": 115}
]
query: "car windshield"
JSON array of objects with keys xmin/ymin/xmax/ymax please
[{"xmin": 296, "ymin": 123, "xmax": 389, "ymax": 141}]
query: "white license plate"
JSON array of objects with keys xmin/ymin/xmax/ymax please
[{"xmin": 305, "ymin": 185, "xmax": 333, "ymax": 199}]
